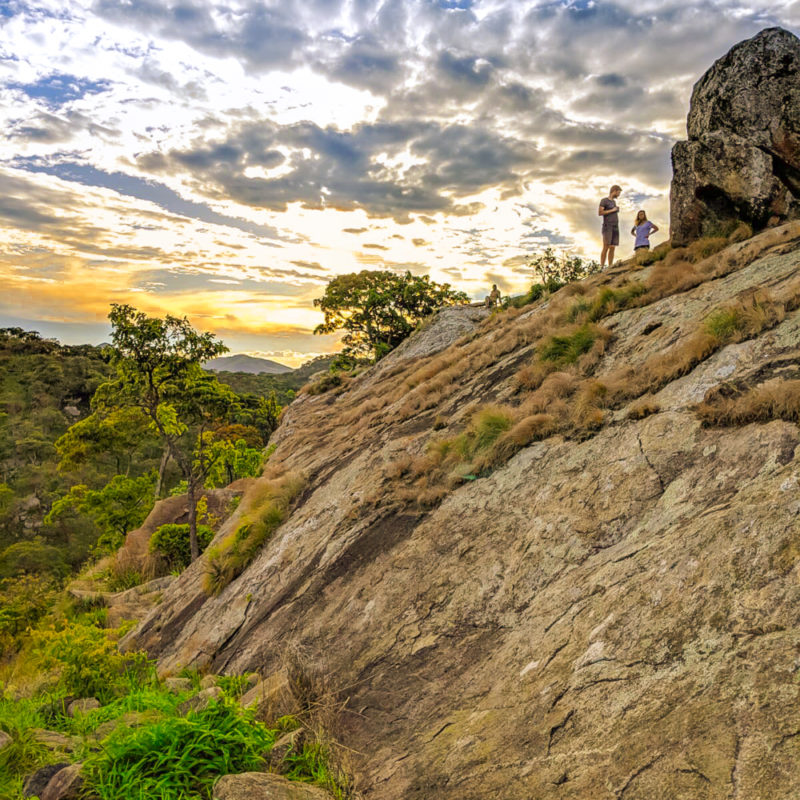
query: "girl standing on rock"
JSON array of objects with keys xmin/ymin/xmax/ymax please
[{"xmin": 631, "ymin": 210, "xmax": 658, "ymax": 253}]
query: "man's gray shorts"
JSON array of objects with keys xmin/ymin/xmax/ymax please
[{"xmin": 602, "ymin": 225, "xmax": 619, "ymax": 247}]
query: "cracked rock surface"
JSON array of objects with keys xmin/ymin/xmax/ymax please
[
  {"xmin": 670, "ymin": 27, "xmax": 800, "ymax": 245},
  {"xmin": 124, "ymin": 226, "xmax": 800, "ymax": 799}
]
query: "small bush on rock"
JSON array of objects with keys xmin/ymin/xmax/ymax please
[{"xmin": 150, "ymin": 523, "xmax": 215, "ymax": 573}]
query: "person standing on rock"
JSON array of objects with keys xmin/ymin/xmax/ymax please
[
  {"xmin": 631, "ymin": 210, "xmax": 659, "ymax": 253},
  {"xmin": 598, "ymin": 185, "xmax": 622, "ymax": 268}
]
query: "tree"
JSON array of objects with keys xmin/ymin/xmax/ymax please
[
  {"xmin": 203, "ymin": 438, "xmax": 264, "ymax": 488},
  {"xmin": 45, "ymin": 472, "xmax": 156, "ymax": 551},
  {"xmin": 55, "ymin": 406, "xmax": 160, "ymax": 482},
  {"xmin": 528, "ymin": 248, "xmax": 600, "ymax": 287},
  {"xmin": 313, "ymin": 270, "xmax": 469, "ymax": 364},
  {"xmin": 92, "ymin": 305, "xmax": 238, "ymax": 561}
]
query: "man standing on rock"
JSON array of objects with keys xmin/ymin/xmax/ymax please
[{"xmin": 599, "ymin": 185, "xmax": 622, "ymax": 268}]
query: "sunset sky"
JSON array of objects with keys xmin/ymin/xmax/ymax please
[{"xmin": 2, "ymin": 0, "xmax": 799, "ymax": 365}]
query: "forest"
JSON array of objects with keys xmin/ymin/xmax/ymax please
[{"xmin": 0, "ymin": 323, "xmax": 328, "ymax": 653}]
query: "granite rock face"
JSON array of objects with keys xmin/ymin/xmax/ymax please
[
  {"xmin": 122, "ymin": 221, "xmax": 800, "ymax": 799},
  {"xmin": 670, "ymin": 27, "xmax": 800, "ymax": 245}
]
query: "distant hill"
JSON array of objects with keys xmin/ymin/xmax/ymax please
[
  {"xmin": 204, "ymin": 354, "xmax": 293, "ymax": 375},
  {"xmin": 210, "ymin": 355, "xmax": 336, "ymax": 406}
]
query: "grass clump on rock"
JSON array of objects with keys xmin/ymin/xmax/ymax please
[
  {"xmin": 695, "ymin": 379, "xmax": 800, "ymax": 427},
  {"xmin": 203, "ymin": 473, "xmax": 305, "ymax": 597}
]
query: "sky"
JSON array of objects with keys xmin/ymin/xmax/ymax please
[{"xmin": 1, "ymin": 0, "xmax": 799, "ymax": 366}]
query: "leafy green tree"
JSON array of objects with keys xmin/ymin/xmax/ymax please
[
  {"xmin": 93, "ymin": 305, "xmax": 238, "ymax": 561},
  {"xmin": 149, "ymin": 522, "xmax": 215, "ymax": 572},
  {"xmin": 313, "ymin": 270, "xmax": 469, "ymax": 363},
  {"xmin": 203, "ymin": 438, "xmax": 264, "ymax": 488},
  {"xmin": 0, "ymin": 539, "xmax": 67, "ymax": 579},
  {"xmin": 528, "ymin": 248, "xmax": 600, "ymax": 286},
  {"xmin": 55, "ymin": 406, "xmax": 159, "ymax": 479},
  {"xmin": 45, "ymin": 473, "xmax": 156, "ymax": 551}
]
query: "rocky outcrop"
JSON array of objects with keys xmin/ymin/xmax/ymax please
[
  {"xmin": 38, "ymin": 764, "xmax": 83, "ymax": 800},
  {"xmin": 124, "ymin": 220, "xmax": 800, "ymax": 799},
  {"xmin": 670, "ymin": 27, "xmax": 800, "ymax": 245},
  {"xmin": 66, "ymin": 698, "xmax": 99, "ymax": 717}
]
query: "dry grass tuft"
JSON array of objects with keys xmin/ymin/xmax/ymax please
[
  {"xmin": 687, "ymin": 236, "xmax": 729, "ymax": 263},
  {"xmin": 695, "ymin": 379, "xmax": 800, "ymax": 426},
  {"xmin": 627, "ymin": 395, "xmax": 661, "ymax": 420},
  {"xmin": 727, "ymin": 222, "xmax": 753, "ymax": 243},
  {"xmin": 384, "ymin": 454, "xmax": 413, "ymax": 479},
  {"xmin": 515, "ymin": 362, "xmax": 552, "ymax": 391},
  {"xmin": 506, "ymin": 413, "xmax": 558, "ymax": 447},
  {"xmin": 664, "ymin": 247, "xmax": 689, "ymax": 266},
  {"xmin": 569, "ymin": 380, "xmax": 607, "ymax": 432},
  {"xmin": 645, "ymin": 260, "xmax": 701, "ymax": 300},
  {"xmin": 538, "ymin": 323, "xmax": 611, "ymax": 368}
]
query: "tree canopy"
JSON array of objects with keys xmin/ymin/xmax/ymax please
[
  {"xmin": 313, "ymin": 270, "xmax": 469, "ymax": 363},
  {"xmin": 94, "ymin": 305, "xmax": 238, "ymax": 560}
]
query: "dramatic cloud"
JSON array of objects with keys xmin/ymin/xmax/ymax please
[{"xmin": 0, "ymin": 0, "xmax": 798, "ymax": 360}]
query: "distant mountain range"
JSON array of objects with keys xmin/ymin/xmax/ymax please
[{"xmin": 204, "ymin": 354, "xmax": 293, "ymax": 374}]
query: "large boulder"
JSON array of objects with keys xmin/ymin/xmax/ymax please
[
  {"xmin": 670, "ymin": 27, "xmax": 800, "ymax": 245},
  {"xmin": 213, "ymin": 773, "xmax": 331, "ymax": 799}
]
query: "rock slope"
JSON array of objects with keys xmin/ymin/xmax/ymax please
[
  {"xmin": 125, "ymin": 220, "xmax": 800, "ymax": 799},
  {"xmin": 671, "ymin": 27, "xmax": 800, "ymax": 245}
]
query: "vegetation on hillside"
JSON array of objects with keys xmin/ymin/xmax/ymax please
[
  {"xmin": 0, "ymin": 314, "xmax": 298, "ymax": 657},
  {"xmin": 314, "ymin": 269, "xmax": 469, "ymax": 365},
  {"xmin": 0, "ymin": 602, "xmax": 352, "ymax": 800},
  {"xmin": 214, "ymin": 355, "xmax": 336, "ymax": 406}
]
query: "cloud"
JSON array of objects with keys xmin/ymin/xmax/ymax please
[
  {"xmin": 11, "ymin": 158, "xmax": 285, "ymax": 241},
  {"xmin": 93, "ymin": 0, "xmax": 309, "ymax": 70},
  {"xmin": 2, "ymin": 0, "xmax": 798, "ymax": 353}
]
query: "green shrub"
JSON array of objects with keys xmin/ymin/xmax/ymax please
[
  {"xmin": 703, "ymin": 308, "xmax": 743, "ymax": 341},
  {"xmin": 0, "ymin": 574, "xmax": 57, "ymax": 656},
  {"xmin": 635, "ymin": 241, "xmax": 671, "ymax": 266},
  {"xmin": 566, "ymin": 284, "xmax": 647, "ymax": 324},
  {"xmin": 215, "ymin": 673, "xmax": 254, "ymax": 699},
  {"xmin": 203, "ymin": 473, "xmax": 305, "ymax": 596},
  {"xmin": 0, "ymin": 539, "xmax": 68, "ymax": 579},
  {"xmin": 528, "ymin": 247, "xmax": 600, "ymax": 285},
  {"xmin": 102, "ymin": 563, "xmax": 145, "ymax": 592},
  {"xmin": 538, "ymin": 324, "xmax": 599, "ymax": 366},
  {"xmin": 32, "ymin": 619, "xmax": 151, "ymax": 702},
  {"xmin": 470, "ymin": 407, "xmax": 515, "ymax": 451},
  {"xmin": 427, "ymin": 405, "xmax": 515, "ymax": 481},
  {"xmin": 82, "ymin": 696, "xmax": 276, "ymax": 800},
  {"xmin": 0, "ymin": 695, "xmax": 51, "ymax": 798},
  {"xmin": 66, "ymin": 684, "xmax": 190, "ymax": 739},
  {"xmin": 504, "ymin": 278, "xmax": 565, "ymax": 309},
  {"xmin": 149, "ymin": 523, "xmax": 215, "ymax": 572}
]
